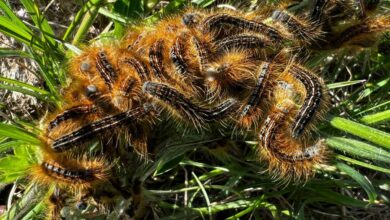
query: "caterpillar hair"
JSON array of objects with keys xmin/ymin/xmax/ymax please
[
  {"xmin": 170, "ymin": 34, "xmax": 192, "ymax": 77},
  {"xmin": 288, "ymin": 65, "xmax": 327, "ymax": 138},
  {"xmin": 123, "ymin": 57, "xmax": 151, "ymax": 81},
  {"xmin": 271, "ymin": 10, "xmax": 322, "ymax": 42},
  {"xmin": 96, "ymin": 50, "xmax": 118, "ymax": 89},
  {"xmin": 149, "ymin": 39, "xmax": 167, "ymax": 79},
  {"xmin": 259, "ymin": 101, "xmax": 326, "ymax": 181},
  {"xmin": 47, "ymin": 105, "xmax": 97, "ymax": 131},
  {"xmin": 215, "ymin": 34, "xmax": 272, "ymax": 53},
  {"xmin": 201, "ymin": 13, "xmax": 284, "ymax": 43},
  {"xmin": 50, "ymin": 105, "xmax": 152, "ymax": 152},
  {"xmin": 142, "ymin": 81, "xmax": 238, "ymax": 126},
  {"xmin": 241, "ymin": 62, "xmax": 272, "ymax": 118},
  {"xmin": 335, "ymin": 16, "xmax": 390, "ymax": 47},
  {"xmin": 30, "ymin": 155, "xmax": 109, "ymax": 190},
  {"xmin": 204, "ymin": 50, "xmax": 258, "ymax": 99}
]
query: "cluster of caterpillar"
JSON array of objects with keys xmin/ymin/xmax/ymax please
[{"xmin": 27, "ymin": 0, "xmax": 389, "ymax": 218}]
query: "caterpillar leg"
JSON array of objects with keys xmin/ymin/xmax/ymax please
[{"xmin": 259, "ymin": 100, "xmax": 326, "ymax": 181}]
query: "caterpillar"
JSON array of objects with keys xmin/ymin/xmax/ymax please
[{"xmin": 23, "ymin": 1, "xmax": 389, "ymax": 218}]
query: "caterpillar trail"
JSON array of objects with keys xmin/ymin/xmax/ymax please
[{"xmin": 27, "ymin": 2, "xmax": 390, "ymax": 217}]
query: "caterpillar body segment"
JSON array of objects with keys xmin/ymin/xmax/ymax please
[
  {"xmin": 142, "ymin": 81, "xmax": 238, "ymax": 128},
  {"xmin": 200, "ymin": 12, "xmax": 284, "ymax": 43},
  {"xmin": 335, "ymin": 16, "xmax": 390, "ymax": 47},
  {"xmin": 215, "ymin": 34, "xmax": 273, "ymax": 53},
  {"xmin": 238, "ymin": 62, "xmax": 278, "ymax": 129},
  {"xmin": 259, "ymin": 101, "xmax": 326, "ymax": 181},
  {"xmin": 49, "ymin": 105, "xmax": 153, "ymax": 152},
  {"xmin": 271, "ymin": 10, "xmax": 323, "ymax": 43},
  {"xmin": 47, "ymin": 105, "xmax": 97, "ymax": 131},
  {"xmin": 288, "ymin": 65, "xmax": 328, "ymax": 138},
  {"xmin": 123, "ymin": 57, "xmax": 151, "ymax": 82},
  {"xmin": 30, "ymin": 154, "xmax": 108, "ymax": 190}
]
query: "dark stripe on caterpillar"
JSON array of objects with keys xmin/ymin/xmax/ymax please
[
  {"xmin": 259, "ymin": 105, "xmax": 321, "ymax": 162},
  {"xmin": 124, "ymin": 58, "xmax": 150, "ymax": 81},
  {"xmin": 203, "ymin": 98, "xmax": 238, "ymax": 121},
  {"xmin": 311, "ymin": 0, "xmax": 328, "ymax": 23},
  {"xmin": 335, "ymin": 22, "xmax": 375, "ymax": 46},
  {"xmin": 202, "ymin": 13, "xmax": 283, "ymax": 43},
  {"xmin": 127, "ymin": 33, "xmax": 145, "ymax": 50},
  {"xmin": 96, "ymin": 50, "xmax": 117, "ymax": 89},
  {"xmin": 149, "ymin": 40, "xmax": 166, "ymax": 79},
  {"xmin": 52, "ymin": 106, "xmax": 151, "ymax": 152},
  {"xmin": 192, "ymin": 36, "xmax": 210, "ymax": 71},
  {"xmin": 272, "ymin": 10, "xmax": 318, "ymax": 41},
  {"xmin": 48, "ymin": 105, "xmax": 97, "ymax": 131},
  {"xmin": 122, "ymin": 77, "xmax": 137, "ymax": 96},
  {"xmin": 170, "ymin": 35, "xmax": 191, "ymax": 77},
  {"xmin": 142, "ymin": 81, "xmax": 238, "ymax": 123},
  {"xmin": 182, "ymin": 13, "xmax": 201, "ymax": 27},
  {"xmin": 241, "ymin": 62, "xmax": 270, "ymax": 117},
  {"xmin": 215, "ymin": 34, "xmax": 270, "ymax": 53},
  {"xmin": 42, "ymin": 162, "xmax": 95, "ymax": 182},
  {"xmin": 290, "ymin": 65, "xmax": 323, "ymax": 138}
]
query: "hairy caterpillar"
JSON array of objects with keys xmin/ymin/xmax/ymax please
[{"xmin": 24, "ymin": 1, "xmax": 389, "ymax": 218}]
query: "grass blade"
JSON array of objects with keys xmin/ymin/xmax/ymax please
[
  {"xmin": 360, "ymin": 110, "xmax": 390, "ymax": 125},
  {"xmin": 336, "ymin": 162, "xmax": 377, "ymax": 204},
  {"xmin": 20, "ymin": 0, "xmax": 59, "ymax": 51},
  {"xmin": 326, "ymin": 137, "xmax": 390, "ymax": 163},
  {"xmin": 336, "ymin": 154, "xmax": 390, "ymax": 173},
  {"xmin": 71, "ymin": 0, "xmax": 105, "ymax": 45},
  {"xmin": 329, "ymin": 116, "xmax": 390, "ymax": 149},
  {"xmin": 0, "ymin": 48, "xmax": 33, "ymax": 59},
  {"xmin": 0, "ymin": 123, "xmax": 40, "ymax": 144},
  {"xmin": 327, "ymin": 80, "xmax": 366, "ymax": 89}
]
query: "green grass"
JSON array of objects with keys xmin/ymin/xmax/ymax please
[{"xmin": 0, "ymin": 0, "xmax": 389, "ymax": 219}]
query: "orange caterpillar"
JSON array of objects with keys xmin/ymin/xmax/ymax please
[{"xmin": 27, "ymin": 1, "xmax": 389, "ymax": 218}]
